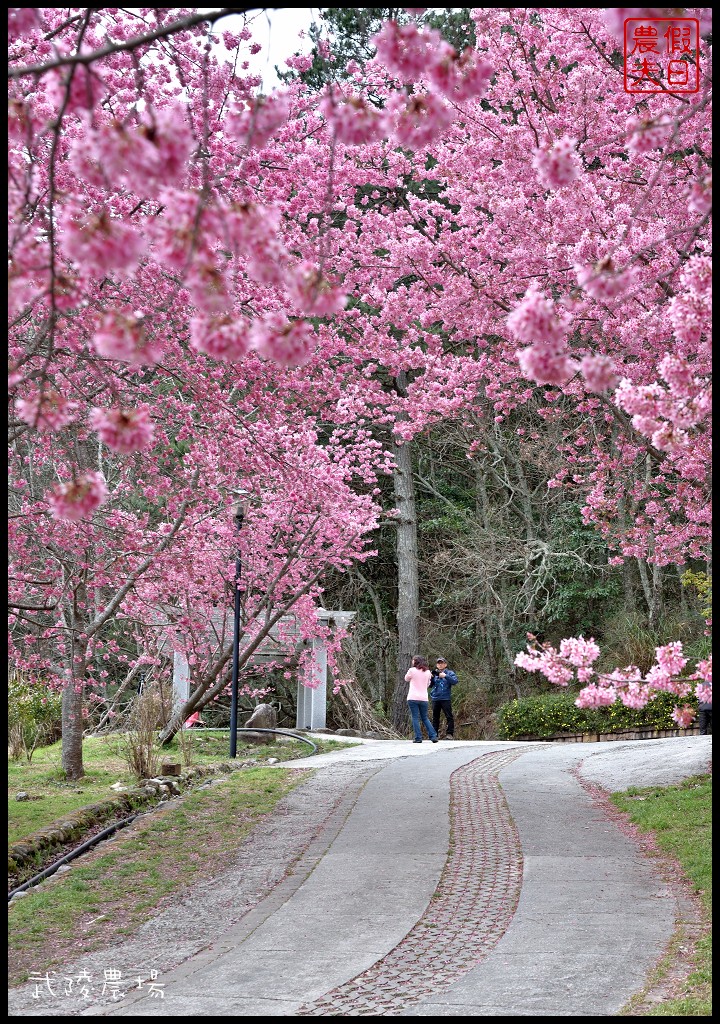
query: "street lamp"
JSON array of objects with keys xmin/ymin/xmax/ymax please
[{"xmin": 228, "ymin": 490, "xmax": 249, "ymax": 758}]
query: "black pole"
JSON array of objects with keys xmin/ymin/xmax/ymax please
[{"xmin": 229, "ymin": 505, "xmax": 244, "ymax": 758}]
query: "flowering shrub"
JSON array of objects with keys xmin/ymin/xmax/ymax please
[
  {"xmin": 497, "ymin": 690, "xmax": 698, "ymax": 741},
  {"xmin": 514, "ymin": 634, "xmax": 711, "ymax": 727}
]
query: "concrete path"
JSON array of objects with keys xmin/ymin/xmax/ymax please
[{"xmin": 8, "ymin": 736, "xmax": 711, "ymax": 1017}]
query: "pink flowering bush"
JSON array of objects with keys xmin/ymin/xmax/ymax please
[{"xmin": 515, "ymin": 636, "xmax": 711, "ymax": 726}]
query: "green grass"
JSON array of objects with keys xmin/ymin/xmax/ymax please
[
  {"xmin": 8, "ymin": 732, "xmax": 350, "ymax": 845},
  {"xmin": 613, "ymin": 774, "xmax": 711, "ymax": 1017},
  {"xmin": 8, "ymin": 767, "xmax": 305, "ymax": 984}
]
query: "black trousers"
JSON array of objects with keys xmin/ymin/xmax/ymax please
[
  {"xmin": 699, "ymin": 709, "xmax": 712, "ymax": 735},
  {"xmin": 432, "ymin": 699, "xmax": 454, "ymax": 737}
]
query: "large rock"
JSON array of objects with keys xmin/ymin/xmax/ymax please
[{"xmin": 245, "ymin": 703, "xmax": 278, "ymax": 730}]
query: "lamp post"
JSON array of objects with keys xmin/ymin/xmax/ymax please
[{"xmin": 229, "ymin": 493, "xmax": 247, "ymax": 758}]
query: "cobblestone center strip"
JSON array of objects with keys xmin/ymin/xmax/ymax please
[{"xmin": 296, "ymin": 748, "xmax": 527, "ymax": 1016}]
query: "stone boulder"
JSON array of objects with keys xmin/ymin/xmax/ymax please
[
  {"xmin": 242, "ymin": 703, "xmax": 278, "ymax": 745},
  {"xmin": 245, "ymin": 703, "xmax": 278, "ymax": 730}
]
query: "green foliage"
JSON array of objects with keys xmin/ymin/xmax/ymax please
[
  {"xmin": 613, "ymin": 776, "xmax": 711, "ymax": 1016},
  {"xmin": 497, "ymin": 690, "xmax": 698, "ymax": 740},
  {"xmin": 681, "ymin": 570, "xmax": 712, "ymax": 621},
  {"xmin": 8, "ymin": 671, "xmax": 63, "ymax": 762}
]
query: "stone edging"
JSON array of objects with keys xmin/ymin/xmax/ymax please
[
  {"xmin": 517, "ymin": 725, "xmax": 700, "ymax": 744},
  {"xmin": 8, "ymin": 760, "xmax": 247, "ymax": 876}
]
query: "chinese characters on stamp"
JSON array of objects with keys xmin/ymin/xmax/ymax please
[{"xmin": 624, "ymin": 17, "xmax": 700, "ymax": 94}]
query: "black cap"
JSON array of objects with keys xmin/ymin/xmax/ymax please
[{"xmin": 436, "ymin": 656, "xmax": 447, "ymax": 663}]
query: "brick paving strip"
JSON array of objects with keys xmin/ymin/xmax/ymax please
[{"xmin": 296, "ymin": 748, "xmax": 527, "ymax": 1017}]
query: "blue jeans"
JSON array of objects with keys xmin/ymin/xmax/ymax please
[{"xmin": 407, "ymin": 700, "xmax": 437, "ymax": 742}]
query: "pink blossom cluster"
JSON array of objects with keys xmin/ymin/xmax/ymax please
[
  {"xmin": 373, "ymin": 21, "xmax": 453, "ymax": 81},
  {"xmin": 89, "ymin": 404, "xmax": 156, "ymax": 454},
  {"xmin": 8, "ymin": 7, "xmax": 42, "ymax": 37},
  {"xmin": 60, "ymin": 207, "xmax": 145, "ymax": 276},
  {"xmin": 688, "ymin": 176, "xmax": 712, "ymax": 217},
  {"xmin": 618, "ymin": 683, "xmax": 652, "ymax": 709},
  {"xmin": 319, "ymin": 94, "xmax": 388, "ymax": 145},
  {"xmin": 559, "ymin": 636, "xmax": 601, "ymax": 671},
  {"xmin": 532, "ymin": 137, "xmax": 582, "ymax": 190},
  {"xmin": 626, "ymin": 115, "xmax": 673, "ymax": 156},
  {"xmin": 576, "ymin": 260, "xmax": 634, "ymax": 300},
  {"xmin": 387, "ymin": 92, "xmax": 455, "ymax": 150},
  {"xmin": 671, "ymin": 705, "xmax": 696, "ymax": 728},
  {"xmin": 575, "ymin": 684, "xmax": 617, "ymax": 708},
  {"xmin": 190, "ymin": 314, "xmax": 252, "ymax": 362},
  {"xmin": 428, "ymin": 48, "xmax": 494, "ymax": 101},
  {"xmin": 251, "ymin": 314, "xmax": 314, "ymax": 367},
  {"xmin": 92, "ymin": 310, "xmax": 162, "ymax": 365},
  {"xmin": 48, "ymin": 472, "xmax": 109, "ymax": 522},
  {"xmin": 655, "ymin": 641, "xmax": 688, "ymax": 676},
  {"xmin": 507, "ymin": 285, "xmax": 571, "ymax": 348},
  {"xmin": 579, "ymin": 355, "xmax": 618, "ymax": 394},
  {"xmin": 16, "ymin": 390, "xmax": 77, "ymax": 432},
  {"xmin": 227, "ymin": 92, "xmax": 291, "ymax": 150},
  {"xmin": 287, "ymin": 262, "xmax": 348, "ymax": 317},
  {"xmin": 508, "ymin": 285, "xmax": 576, "ymax": 386},
  {"xmin": 82, "ymin": 105, "xmax": 194, "ymax": 198},
  {"xmin": 514, "ymin": 649, "xmax": 573, "ymax": 685},
  {"xmin": 602, "ymin": 9, "xmax": 667, "ymax": 41},
  {"xmin": 695, "ymin": 657, "xmax": 712, "ymax": 685}
]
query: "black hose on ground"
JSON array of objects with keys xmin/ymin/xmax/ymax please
[
  {"xmin": 188, "ymin": 727, "xmax": 318, "ymax": 755},
  {"xmin": 8, "ymin": 729, "xmax": 318, "ymax": 902},
  {"xmin": 8, "ymin": 812, "xmax": 141, "ymax": 902}
]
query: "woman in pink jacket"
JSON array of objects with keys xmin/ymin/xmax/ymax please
[{"xmin": 404, "ymin": 655, "xmax": 439, "ymax": 743}]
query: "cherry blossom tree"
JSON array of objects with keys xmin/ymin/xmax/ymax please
[{"xmin": 8, "ymin": 6, "xmax": 712, "ymax": 758}]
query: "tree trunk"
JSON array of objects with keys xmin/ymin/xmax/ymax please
[
  {"xmin": 61, "ymin": 641, "xmax": 87, "ymax": 780},
  {"xmin": 391, "ymin": 437, "xmax": 419, "ymax": 729}
]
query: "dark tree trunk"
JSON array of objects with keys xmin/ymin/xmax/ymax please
[{"xmin": 391, "ymin": 437, "xmax": 419, "ymax": 729}]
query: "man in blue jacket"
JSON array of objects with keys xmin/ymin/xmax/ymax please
[{"xmin": 430, "ymin": 657, "xmax": 458, "ymax": 740}]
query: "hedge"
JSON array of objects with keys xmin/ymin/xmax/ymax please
[{"xmin": 497, "ymin": 690, "xmax": 699, "ymax": 740}]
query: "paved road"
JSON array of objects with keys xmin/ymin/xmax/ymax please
[{"xmin": 8, "ymin": 736, "xmax": 711, "ymax": 1017}]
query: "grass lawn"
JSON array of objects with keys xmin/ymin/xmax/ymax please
[
  {"xmin": 613, "ymin": 774, "xmax": 712, "ymax": 1017},
  {"xmin": 8, "ymin": 731, "xmax": 349, "ymax": 845},
  {"xmin": 8, "ymin": 766, "xmax": 307, "ymax": 985}
]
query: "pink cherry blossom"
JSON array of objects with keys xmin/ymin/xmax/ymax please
[
  {"xmin": 319, "ymin": 94, "xmax": 388, "ymax": 145},
  {"xmin": 579, "ymin": 355, "xmax": 618, "ymax": 394},
  {"xmin": 688, "ymin": 176, "xmax": 712, "ymax": 217},
  {"xmin": 575, "ymin": 684, "xmax": 617, "ymax": 708},
  {"xmin": 671, "ymin": 705, "xmax": 696, "ymax": 728},
  {"xmin": 626, "ymin": 115, "xmax": 673, "ymax": 156},
  {"xmin": 388, "ymin": 92, "xmax": 454, "ymax": 150},
  {"xmin": 517, "ymin": 346, "xmax": 577, "ymax": 387},
  {"xmin": 89, "ymin": 405, "xmax": 156, "ymax": 454},
  {"xmin": 48, "ymin": 472, "xmax": 109, "ymax": 522},
  {"xmin": 507, "ymin": 285, "xmax": 571, "ymax": 347},
  {"xmin": 429, "ymin": 49, "xmax": 494, "ymax": 101},
  {"xmin": 576, "ymin": 260, "xmax": 634, "ymax": 300},
  {"xmin": 251, "ymin": 314, "xmax": 314, "ymax": 367},
  {"xmin": 59, "ymin": 207, "xmax": 145, "ymax": 276},
  {"xmin": 287, "ymin": 262, "xmax": 348, "ymax": 316},
  {"xmin": 532, "ymin": 137, "xmax": 582, "ymax": 189},
  {"xmin": 8, "ymin": 8, "xmax": 42, "ymax": 37},
  {"xmin": 92, "ymin": 310, "xmax": 162, "ymax": 365},
  {"xmin": 190, "ymin": 313, "xmax": 252, "ymax": 362},
  {"xmin": 373, "ymin": 21, "xmax": 451, "ymax": 81},
  {"xmin": 16, "ymin": 390, "xmax": 77, "ymax": 431},
  {"xmin": 227, "ymin": 92, "xmax": 291, "ymax": 150},
  {"xmin": 655, "ymin": 641, "xmax": 688, "ymax": 676}
]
